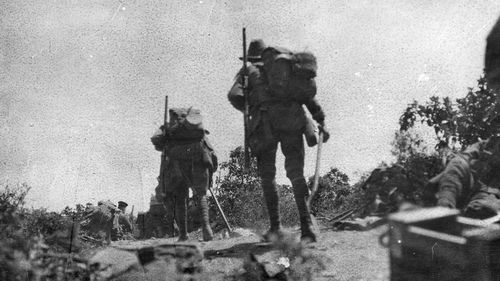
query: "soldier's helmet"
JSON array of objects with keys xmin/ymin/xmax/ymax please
[
  {"xmin": 240, "ymin": 39, "xmax": 266, "ymax": 62},
  {"xmin": 485, "ymin": 17, "xmax": 500, "ymax": 90}
]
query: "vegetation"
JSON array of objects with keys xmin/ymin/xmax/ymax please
[
  {"xmin": 3, "ymin": 74, "xmax": 497, "ymax": 280},
  {"xmin": 399, "ymin": 76, "xmax": 496, "ymax": 147},
  {"xmin": 0, "ymin": 184, "xmax": 93, "ymax": 281},
  {"xmin": 213, "ymin": 146, "xmax": 298, "ymax": 231},
  {"xmin": 360, "ymin": 75, "xmax": 499, "ymax": 213}
]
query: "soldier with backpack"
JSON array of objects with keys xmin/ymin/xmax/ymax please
[
  {"xmin": 151, "ymin": 107, "xmax": 217, "ymax": 242},
  {"xmin": 228, "ymin": 39, "xmax": 330, "ymax": 243}
]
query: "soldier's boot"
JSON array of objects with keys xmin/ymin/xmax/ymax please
[
  {"xmin": 262, "ymin": 179, "xmax": 285, "ymax": 242},
  {"xmin": 175, "ymin": 197, "xmax": 188, "ymax": 241},
  {"xmin": 292, "ymin": 178, "xmax": 317, "ymax": 243},
  {"xmin": 198, "ymin": 194, "xmax": 213, "ymax": 241}
]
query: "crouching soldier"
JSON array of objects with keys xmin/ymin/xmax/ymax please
[
  {"xmin": 433, "ymin": 17, "xmax": 500, "ymax": 219},
  {"xmin": 228, "ymin": 39, "xmax": 330, "ymax": 242},
  {"xmin": 434, "ymin": 135, "xmax": 500, "ymax": 219},
  {"xmin": 151, "ymin": 108, "xmax": 216, "ymax": 242}
]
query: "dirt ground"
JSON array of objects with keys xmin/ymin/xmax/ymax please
[{"xmin": 139, "ymin": 223, "xmax": 391, "ymax": 280}]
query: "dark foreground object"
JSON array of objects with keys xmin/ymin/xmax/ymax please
[{"xmin": 384, "ymin": 207, "xmax": 500, "ymax": 281}]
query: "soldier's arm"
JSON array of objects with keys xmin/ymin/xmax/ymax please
[
  {"xmin": 304, "ymin": 98, "xmax": 330, "ymax": 143},
  {"xmin": 436, "ymin": 156, "xmax": 470, "ymax": 208},
  {"xmin": 304, "ymin": 98, "xmax": 325, "ymax": 125},
  {"xmin": 227, "ymin": 69, "xmax": 246, "ymax": 112},
  {"xmin": 228, "ymin": 65, "xmax": 260, "ymax": 112},
  {"xmin": 151, "ymin": 126, "xmax": 170, "ymax": 151}
]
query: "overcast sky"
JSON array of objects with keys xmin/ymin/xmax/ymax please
[{"xmin": 1, "ymin": 0, "xmax": 499, "ymax": 212}]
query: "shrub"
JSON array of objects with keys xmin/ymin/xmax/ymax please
[
  {"xmin": 214, "ymin": 147, "xmax": 299, "ymax": 231},
  {"xmin": 0, "ymin": 184, "xmax": 91, "ymax": 281},
  {"xmin": 308, "ymin": 168, "xmax": 354, "ymax": 218}
]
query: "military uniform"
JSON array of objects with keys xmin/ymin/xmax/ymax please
[
  {"xmin": 436, "ymin": 137, "xmax": 500, "ymax": 218},
  {"xmin": 154, "ymin": 175, "xmax": 177, "ymax": 237},
  {"xmin": 118, "ymin": 205, "xmax": 133, "ymax": 234},
  {"xmin": 151, "ymin": 109, "xmax": 215, "ymax": 242},
  {"xmin": 436, "ymin": 17, "xmax": 500, "ymax": 218},
  {"xmin": 228, "ymin": 40, "xmax": 329, "ymax": 242}
]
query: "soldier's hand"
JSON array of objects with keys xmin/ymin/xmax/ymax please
[
  {"xmin": 151, "ymin": 127, "xmax": 168, "ymax": 151},
  {"xmin": 436, "ymin": 198, "xmax": 455, "ymax": 209},
  {"xmin": 318, "ymin": 122, "xmax": 330, "ymax": 143}
]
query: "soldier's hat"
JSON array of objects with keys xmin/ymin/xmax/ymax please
[
  {"xmin": 118, "ymin": 201, "xmax": 128, "ymax": 208},
  {"xmin": 239, "ymin": 39, "xmax": 266, "ymax": 62}
]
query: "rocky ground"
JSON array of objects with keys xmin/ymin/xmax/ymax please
[{"xmin": 96, "ymin": 222, "xmax": 390, "ymax": 281}]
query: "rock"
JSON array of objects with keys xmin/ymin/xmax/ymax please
[
  {"xmin": 229, "ymin": 228, "xmax": 256, "ymax": 238},
  {"xmin": 113, "ymin": 240, "xmax": 204, "ymax": 274},
  {"xmin": 263, "ymin": 261, "xmax": 287, "ymax": 278},
  {"xmin": 336, "ymin": 216, "xmax": 386, "ymax": 231},
  {"xmin": 88, "ymin": 248, "xmax": 140, "ymax": 280}
]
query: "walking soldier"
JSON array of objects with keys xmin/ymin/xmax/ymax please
[
  {"xmin": 151, "ymin": 108, "xmax": 216, "ymax": 242},
  {"xmin": 228, "ymin": 37, "xmax": 330, "ymax": 242}
]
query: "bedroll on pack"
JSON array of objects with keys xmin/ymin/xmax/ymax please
[
  {"xmin": 168, "ymin": 107, "xmax": 205, "ymax": 141},
  {"xmin": 262, "ymin": 47, "xmax": 317, "ymax": 103}
]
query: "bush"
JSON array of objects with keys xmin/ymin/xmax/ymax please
[
  {"xmin": 214, "ymin": 147, "xmax": 299, "ymax": 231},
  {"xmin": 0, "ymin": 184, "xmax": 32, "ymax": 281},
  {"xmin": 307, "ymin": 168, "xmax": 360, "ymax": 219},
  {"xmin": 22, "ymin": 208, "xmax": 68, "ymax": 238},
  {"xmin": 0, "ymin": 184, "xmax": 91, "ymax": 281}
]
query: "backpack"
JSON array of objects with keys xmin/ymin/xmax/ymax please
[
  {"xmin": 168, "ymin": 107, "xmax": 205, "ymax": 141},
  {"xmin": 261, "ymin": 47, "xmax": 317, "ymax": 103}
]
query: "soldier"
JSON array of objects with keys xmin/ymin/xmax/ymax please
[
  {"xmin": 228, "ymin": 40, "xmax": 330, "ymax": 242},
  {"xmin": 434, "ymin": 17, "xmax": 500, "ymax": 218},
  {"xmin": 151, "ymin": 108, "xmax": 216, "ymax": 242},
  {"xmin": 117, "ymin": 201, "xmax": 133, "ymax": 234},
  {"xmin": 435, "ymin": 135, "xmax": 500, "ymax": 219}
]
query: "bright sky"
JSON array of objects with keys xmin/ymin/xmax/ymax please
[{"xmin": 1, "ymin": 0, "xmax": 499, "ymax": 212}]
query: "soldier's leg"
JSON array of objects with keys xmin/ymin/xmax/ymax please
[
  {"xmin": 257, "ymin": 143, "xmax": 282, "ymax": 239},
  {"xmin": 163, "ymin": 194, "xmax": 176, "ymax": 237},
  {"xmin": 175, "ymin": 183, "xmax": 189, "ymax": 241},
  {"xmin": 281, "ymin": 132, "xmax": 317, "ymax": 242},
  {"xmin": 191, "ymin": 161, "xmax": 213, "ymax": 241}
]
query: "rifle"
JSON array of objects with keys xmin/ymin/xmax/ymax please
[
  {"xmin": 209, "ymin": 174, "xmax": 232, "ymax": 233},
  {"xmin": 242, "ymin": 27, "xmax": 250, "ymax": 171},
  {"xmin": 129, "ymin": 205, "xmax": 135, "ymax": 231},
  {"xmin": 159, "ymin": 95, "xmax": 169, "ymax": 194}
]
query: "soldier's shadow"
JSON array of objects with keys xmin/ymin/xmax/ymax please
[{"xmin": 204, "ymin": 242, "xmax": 275, "ymax": 260}]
